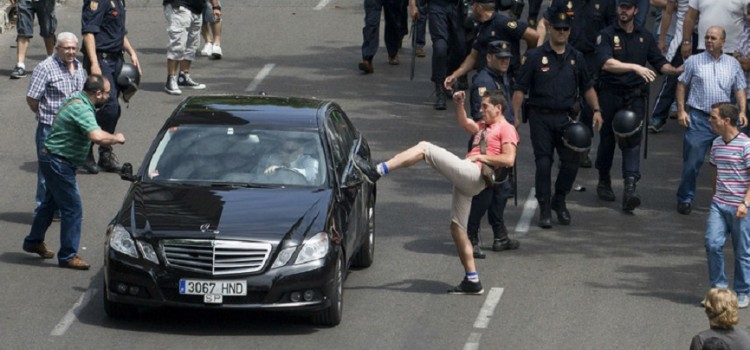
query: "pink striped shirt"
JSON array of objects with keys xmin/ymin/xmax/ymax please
[{"xmin": 710, "ymin": 133, "xmax": 750, "ymax": 206}]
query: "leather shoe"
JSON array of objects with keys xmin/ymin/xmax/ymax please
[
  {"xmin": 677, "ymin": 202, "xmax": 692, "ymax": 215},
  {"xmin": 358, "ymin": 60, "xmax": 373, "ymax": 74},
  {"xmin": 472, "ymin": 244, "xmax": 486, "ymax": 259},
  {"xmin": 98, "ymin": 147, "xmax": 122, "ymax": 173},
  {"xmin": 59, "ymin": 256, "xmax": 90, "ymax": 270},
  {"xmin": 23, "ymin": 242, "xmax": 54, "ymax": 259},
  {"xmin": 388, "ymin": 55, "xmax": 400, "ymax": 65},
  {"xmin": 492, "ymin": 239, "xmax": 520, "ymax": 252},
  {"xmin": 82, "ymin": 155, "xmax": 100, "ymax": 174},
  {"xmin": 415, "ymin": 47, "xmax": 426, "ymax": 57}
]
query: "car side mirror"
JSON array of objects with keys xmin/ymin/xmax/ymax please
[{"xmin": 120, "ymin": 162, "xmax": 136, "ymax": 182}]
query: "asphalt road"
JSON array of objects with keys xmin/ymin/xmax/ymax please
[{"xmin": 0, "ymin": 1, "xmax": 737, "ymax": 349}]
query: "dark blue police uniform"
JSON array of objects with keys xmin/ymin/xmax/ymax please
[
  {"xmin": 361, "ymin": 0, "xmax": 402, "ymax": 63},
  {"xmin": 81, "ymin": 0, "xmax": 127, "ymax": 134},
  {"xmin": 594, "ymin": 23, "xmax": 667, "ymax": 182},
  {"xmin": 427, "ymin": 0, "xmax": 466, "ymax": 91},
  {"xmin": 470, "ymin": 67, "xmax": 513, "ymax": 123},
  {"xmin": 514, "ymin": 41, "xmax": 594, "ymax": 217},
  {"xmin": 473, "ymin": 11, "xmax": 528, "ymax": 75}
]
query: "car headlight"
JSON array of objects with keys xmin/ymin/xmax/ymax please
[
  {"xmin": 271, "ymin": 247, "xmax": 296, "ymax": 269},
  {"xmin": 295, "ymin": 232, "xmax": 329, "ymax": 265},
  {"xmin": 137, "ymin": 241, "xmax": 159, "ymax": 264},
  {"xmin": 109, "ymin": 224, "xmax": 138, "ymax": 258}
]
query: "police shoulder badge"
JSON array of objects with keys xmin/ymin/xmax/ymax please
[
  {"xmin": 90, "ymin": 0, "xmax": 99, "ymax": 10},
  {"xmin": 639, "ymin": 36, "xmax": 643, "ymax": 43},
  {"xmin": 507, "ymin": 21, "xmax": 517, "ymax": 29},
  {"xmin": 596, "ymin": 35, "xmax": 601, "ymax": 45},
  {"xmin": 478, "ymin": 87, "xmax": 487, "ymax": 96},
  {"xmin": 595, "ymin": 3, "xmax": 600, "ymax": 10},
  {"xmin": 571, "ymin": 59, "xmax": 576, "ymax": 65}
]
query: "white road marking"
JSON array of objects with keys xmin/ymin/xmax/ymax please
[
  {"xmin": 463, "ymin": 287, "xmax": 505, "ymax": 350},
  {"xmin": 473, "ymin": 287, "xmax": 504, "ymax": 328},
  {"xmin": 245, "ymin": 63, "xmax": 276, "ymax": 92},
  {"xmin": 314, "ymin": 0, "xmax": 331, "ymax": 10},
  {"xmin": 513, "ymin": 187, "xmax": 537, "ymax": 235},
  {"xmin": 50, "ymin": 288, "xmax": 97, "ymax": 336},
  {"xmin": 463, "ymin": 332, "xmax": 483, "ymax": 350}
]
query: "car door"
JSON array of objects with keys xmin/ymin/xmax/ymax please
[{"xmin": 324, "ymin": 107, "xmax": 363, "ymax": 264}]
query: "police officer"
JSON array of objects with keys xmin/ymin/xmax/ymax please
[
  {"xmin": 81, "ymin": 0, "xmax": 140, "ymax": 173},
  {"xmin": 466, "ymin": 40, "xmax": 517, "ymax": 258},
  {"xmin": 512, "ymin": 8, "xmax": 602, "ymax": 228},
  {"xmin": 359, "ymin": 0, "xmax": 402, "ymax": 74},
  {"xmin": 444, "ymin": 0, "xmax": 539, "ymax": 92},
  {"xmin": 549, "ymin": 0, "xmax": 617, "ymax": 167},
  {"xmin": 408, "ymin": 0, "xmax": 465, "ymax": 110},
  {"xmin": 594, "ymin": 0, "xmax": 681, "ymax": 211}
]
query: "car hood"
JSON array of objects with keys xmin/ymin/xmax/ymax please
[{"xmin": 119, "ymin": 182, "xmax": 332, "ymax": 243}]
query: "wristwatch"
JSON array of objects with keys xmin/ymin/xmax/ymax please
[
  {"xmin": 742, "ymin": 200, "xmax": 750, "ymax": 207},
  {"xmin": 682, "ymin": 40, "xmax": 691, "ymax": 45}
]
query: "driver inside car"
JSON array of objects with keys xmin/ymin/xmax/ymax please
[{"xmin": 261, "ymin": 138, "xmax": 319, "ymax": 183}]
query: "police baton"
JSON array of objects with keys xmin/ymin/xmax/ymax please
[
  {"xmin": 410, "ymin": 21, "xmax": 417, "ymax": 81},
  {"xmin": 643, "ymin": 83, "xmax": 650, "ymax": 159}
]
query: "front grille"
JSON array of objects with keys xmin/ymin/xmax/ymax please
[{"xmin": 161, "ymin": 239, "xmax": 272, "ymax": 275}]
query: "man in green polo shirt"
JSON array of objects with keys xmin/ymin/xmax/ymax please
[{"xmin": 22, "ymin": 74, "xmax": 126, "ymax": 270}]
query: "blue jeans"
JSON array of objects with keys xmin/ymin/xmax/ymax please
[
  {"xmin": 24, "ymin": 151, "xmax": 83, "ymax": 264},
  {"xmin": 705, "ymin": 201, "xmax": 750, "ymax": 294},
  {"xmin": 676, "ymin": 109, "xmax": 715, "ymax": 203},
  {"xmin": 34, "ymin": 123, "xmax": 59, "ymax": 218}
]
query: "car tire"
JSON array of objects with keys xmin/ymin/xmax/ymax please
[
  {"xmin": 311, "ymin": 251, "xmax": 344, "ymax": 327},
  {"xmin": 352, "ymin": 197, "xmax": 375, "ymax": 268},
  {"xmin": 102, "ymin": 282, "xmax": 138, "ymax": 318}
]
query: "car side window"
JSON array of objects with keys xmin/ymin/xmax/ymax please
[{"xmin": 326, "ymin": 109, "xmax": 358, "ymax": 178}]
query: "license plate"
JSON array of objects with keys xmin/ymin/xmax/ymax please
[{"xmin": 179, "ymin": 279, "xmax": 247, "ymax": 297}]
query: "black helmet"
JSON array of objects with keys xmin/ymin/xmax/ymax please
[
  {"xmin": 612, "ymin": 109, "xmax": 642, "ymax": 138},
  {"xmin": 613, "ymin": 109, "xmax": 643, "ymax": 148},
  {"xmin": 562, "ymin": 121, "xmax": 591, "ymax": 152},
  {"xmin": 117, "ymin": 63, "xmax": 140, "ymax": 103}
]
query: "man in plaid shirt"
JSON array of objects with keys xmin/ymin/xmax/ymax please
[{"xmin": 26, "ymin": 32, "xmax": 87, "ymax": 217}]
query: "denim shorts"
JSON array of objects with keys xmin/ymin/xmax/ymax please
[
  {"xmin": 202, "ymin": 0, "xmax": 222, "ymax": 24},
  {"xmin": 16, "ymin": 0, "xmax": 57, "ymax": 38}
]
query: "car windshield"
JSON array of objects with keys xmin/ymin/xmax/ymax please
[{"xmin": 145, "ymin": 125, "xmax": 327, "ymax": 187}]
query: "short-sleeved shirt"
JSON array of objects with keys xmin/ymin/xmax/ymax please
[
  {"xmin": 709, "ymin": 132, "xmax": 750, "ymax": 207},
  {"xmin": 473, "ymin": 12, "xmax": 529, "ymax": 73},
  {"xmin": 81, "ymin": 0, "xmax": 127, "ymax": 53},
  {"xmin": 596, "ymin": 24, "xmax": 669, "ymax": 89},
  {"xmin": 470, "ymin": 67, "xmax": 514, "ymax": 123},
  {"xmin": 26, "ymin": 54, "xmax": 86, "ymax": 126},
  {"xmin": 513, "ymin": 42, "xmax": 594, "ymax": 111},
  {"xmin": 44, "ymin": 92, "xmax": 101, "ymax": 166},
  {"xmin": 465, "ymin": 120, "xmax": 519, "ymax": 169},
  {"xmin": 679, "ymin": 51, "xmax": 746, "ymax": 114},
  {"xmin": 687, "ymin": 0, "xmax": 748, "ymax": 52}
]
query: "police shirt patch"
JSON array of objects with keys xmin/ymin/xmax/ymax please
[
  {"xmin": 90, "ymin": 1, "xmax": 99, "ymax": 10},
  {"xmin": 639, "ymin": 36, "xmax": 643, "ymax": 43},
  {"xmin": 507, "ymin": 21, "xmax": 517, "ymax": 29},
  {"xmin": 110, "ymin": 0, "xmax": 115, "ymax": 8},
  {"xmin": 571, "ymin": 59, "xmax": 575, "ymax": 65},
  {"xmin": 541, "ymin": 56, "xmax": 548, "ymax": 65},
  {"xmin": 595, "ymin": 3, "xmax": 599, "ymax": 10},
  {"xmin": 478, "ymin": 87, "xmax": 487, "ymax": 96},
  {"xmin": 596, "ymin": 35, "xmax": 601, "ymax": 45}
]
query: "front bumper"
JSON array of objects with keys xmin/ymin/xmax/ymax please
[{"xmin": 104, "ymin": 248, "xmax": 337, "ymax": 311}]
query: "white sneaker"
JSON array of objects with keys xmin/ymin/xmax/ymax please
[
  {"xmin": 177, "ymin": 72, "xmax": 206, "ymax": 90},
  {"xmin": 211, "ymin": 45, "xmax": 223, "ymax": 59},
  {"xmin": 200, "ymin": 42, "xmax": 213, "ymax": 57}
]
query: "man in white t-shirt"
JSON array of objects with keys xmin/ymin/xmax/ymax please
[{"xmin": 680, "ymin": 0, "xmax": 749, "ymax": 58}]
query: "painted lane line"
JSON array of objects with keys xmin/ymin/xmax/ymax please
[
  {"xmin": 50, "ymin": 288, "xmax": 97, "ymax": 336},
  {"xmin": 514, "ymin": 187, "xmax": 537, "ymax": 236},
  {"xmin": 473, "ymin": 287, "xmax": 504, "ymax": 329},
  {"xmin": 245, "ymin": 63, "xmax": 276, "ymax": 92},
  {"xmin": 463, "ymin": 332, "xmax": 483, "ymax": 350},
  {"xmin": 314, "ymin": 0, "xmax": 331, "ymax": 10}
]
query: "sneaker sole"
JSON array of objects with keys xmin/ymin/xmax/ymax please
[
  {"xmin": 179, "ymin": 85, "xmax": 206, "ymax": 90},
  {"xmin": 447, "ymin": 288, "xmax": 484, "ymax": 295}
]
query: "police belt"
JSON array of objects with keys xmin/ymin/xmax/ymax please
[
  {"xmin": 598, "ymin": 83, "xmax": 645, "ymax": 97},
  {"xmin": 529, "ymin": 106, "xmax": 569, "ymax": 115},
  {"xmin": 96, "ymin": 51, "xmax": 124, "ymax": 60}
]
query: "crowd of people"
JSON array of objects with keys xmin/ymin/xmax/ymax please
[
  {"xmin": 10, "ymin": 0, "xmax": 223, "ymax": 269},
  {"xmin": 358, "ymin": 0, "xmax": 750, "ymax": 319}
]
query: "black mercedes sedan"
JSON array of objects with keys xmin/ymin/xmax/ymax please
[{"xmin": 103, "ymin": 95, "xmax": 376, "ymax": 326}]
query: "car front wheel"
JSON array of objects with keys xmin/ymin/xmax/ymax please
[{"xmin": 311, "ymin": 251, "xmax": 344, "ymax": 326}]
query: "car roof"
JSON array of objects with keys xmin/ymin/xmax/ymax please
[{"xmin": 167, "ymin": 95, "xmax": 331, "ymax": 129}]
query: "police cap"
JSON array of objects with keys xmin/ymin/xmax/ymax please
[
  {"xmin": 618, "ymin": 0, "xmax": 637, "ymax": 7},
  {"xmin": 488, "ymin": 40, "xmax": 513, "ymax": 58},
  {"xmin": 547, "ymin": 9, "xmax": 572, "ymax": 29},
  {"xmin": 472, "ymin": 0, "xmax": 494, "ymax": 3}
]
